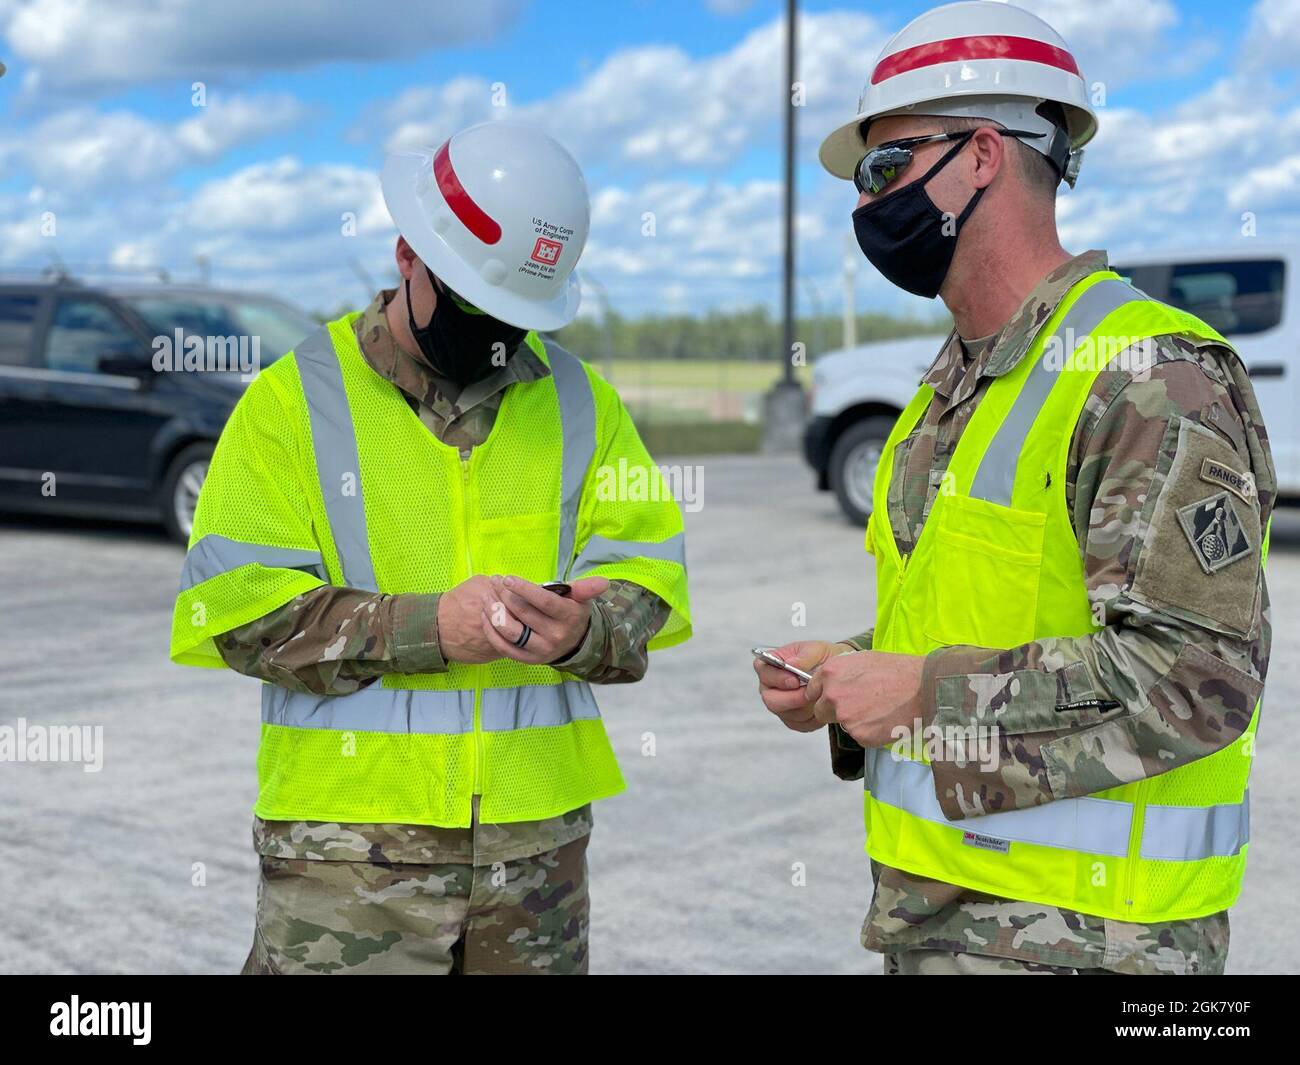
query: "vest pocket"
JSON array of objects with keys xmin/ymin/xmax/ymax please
[
  {"xmin": 476, "ymin": 512, "xmax": 560, "ymax": 583},
  {"xmin": 925, "ymin": 494, "xmax": 1047, "ymax": 650}
]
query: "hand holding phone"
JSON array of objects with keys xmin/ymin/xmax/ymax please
[{"xmin": 752, "ymin": 646, "xmax": 814, "ymax": 685}]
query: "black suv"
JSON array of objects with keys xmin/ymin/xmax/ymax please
[{"xmin": 0, "ymin": 278, "xmax": 318, "ymax": 542}]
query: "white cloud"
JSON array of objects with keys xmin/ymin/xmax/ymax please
[
  {"xmin": 2, "ymin": 0, "xmax": 525, "ymax": 92},
  {"xmin": 175, "ymin": 94, "xmax": 311, "ymax": 159},
  {"xmin": 999, "ymin": 0, "xmax": 1198, "ymax": 85},
  {"xmin": 1049, "ymin": 65, "xmax": 1300, "ymax": 260},
  {"xmin": 7, "ymin": 93, "xmax": 309, "ymax": 195},
  {"xmin": 1228, "ymin": 153, "xmax": 1300, "ymax": 211},
  {"xmin": 1241, "ymin": 0, "xmax": 1300, "ymax": 72},
  {"xmin": 376, "ymin": 11, "xmax": 889, "ymax": 176},
  {"xmin": 5, "ymin": 3, "xmax": 1300, "ymax": 325},
  {"xmin": 185, "ymin": 156, "xmax": 384, "ymax": 237}
]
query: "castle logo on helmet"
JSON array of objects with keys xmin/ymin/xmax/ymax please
[{"xmin": 531, "ymin": 237, "xmax": 564, "ymax": 265}]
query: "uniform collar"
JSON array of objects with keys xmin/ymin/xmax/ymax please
[
  {"xmin": 920, "ymin": 249, "xmax": 1111, "ymax": 399},
  {"xmin": 351, "ymin": 288, "xmax": 550, "ymax": 417}
]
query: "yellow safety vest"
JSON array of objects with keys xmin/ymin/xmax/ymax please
[
  {"xmin": 170, "ymin": 314, "xmax": 690, "ymax": 828},
  {"xmin": 866, "ymin": 270, "xmax": 1262, "ymax": 923}
]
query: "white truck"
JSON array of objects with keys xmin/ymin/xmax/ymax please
[{"xmin": 805, "ymin": 248, "xmax": 1294, "ymax": 524}]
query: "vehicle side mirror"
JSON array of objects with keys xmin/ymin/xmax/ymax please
[{"xmin": 96, "ymin": 344, "xmax": 153, "ymax": 379}]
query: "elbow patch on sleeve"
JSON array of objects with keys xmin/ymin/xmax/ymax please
[{"xmin": 1129, "ymin": 417, "xmax": 1262, "ymax": 639}]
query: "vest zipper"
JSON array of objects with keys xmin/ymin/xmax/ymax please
[
  {"xmin": 462, "ymin": 454, "xmax": 485, "ymax": 799},
  {"xmin": 1122, "ymin": 779, "xmax": 1149, "ymax": 914},
  {"xmin": 890, "ymin": 550, "xmax": 910, "ymax": 636}
]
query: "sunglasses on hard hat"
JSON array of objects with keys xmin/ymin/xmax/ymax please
[{"xmin": 853, "ymin": 128, "xmax": 1045, "ymax": 197}]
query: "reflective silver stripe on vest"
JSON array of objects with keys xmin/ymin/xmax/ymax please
[
  {"xmin": 481, "ymin": 680, "xmax": 601, "ymax": 731},
  {"xmin": 262, "ymin": 685, "xmax": 475, "ymax": 734},
  {"xmin": 970, "ymin": 279, "xmax": 1144, "ymax": 506},
  {"xmin": 867, "ymin": 748, "xmax": 1249, "ymax": 861},
  {"xmin": 867, "ymin": 747, "xmax": 1133, "ymax": 856},
  {"xmin": 573, "ymin": 531, "xmax": 687, "ymax": 574},
  {"xmin": 260, "ymin": 681, "xmax": 599, "ymax": 734},
  {"xmin": 294, "ymin": 327, "xmax": 378, "ymax": 592},
  {"xmin": 1140, "ymin": 791, "xmax": 1250, "ymax": 860},
  {"xmin": 545, "ymin": 341, "xmax": 597, "ymax": 580},
  {"xmin": 180, "ymin": 533, "xmax": 325, "ymax": 591}
]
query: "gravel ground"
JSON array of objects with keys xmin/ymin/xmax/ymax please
[{"xmin": 0, "ymin": 453, "xmax": 1296, "ymax": 974}]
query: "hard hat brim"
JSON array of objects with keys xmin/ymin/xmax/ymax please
[
  {"xmin": 381, "ymin": 151, "xmax": 582, "ymax": 333},
  {"xmin": 818, "ymin": 118, "xmax": 869, "ymax": 181}
]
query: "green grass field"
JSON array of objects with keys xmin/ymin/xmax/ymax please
[
  {"xmin": 593, "ymin": 357, "xmax": 812, "ymax": 392},
  {"xmin": 590, "ymin": 358, "xmax": 813, "ymax": 454}
]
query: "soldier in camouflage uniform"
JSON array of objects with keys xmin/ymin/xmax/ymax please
[
  {"xmin": 226, "ymin": 288, "xmax": 670, "ymax": 975},
  {"xmin": 823, "ymin": 250, "xmax": 1272, "ymax": 976},
  {"xmin": 759, "ymin": 3, "xmax": 1272, "ymax": 975}
]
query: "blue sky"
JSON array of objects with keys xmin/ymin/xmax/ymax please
[{"xmin": 2, "ymin": 0, "xmax": 1298, "ymax": 321}]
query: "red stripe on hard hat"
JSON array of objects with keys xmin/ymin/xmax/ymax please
[
  {"xmin": 433, "ymin": 140, "xmax": 502, "ymax": 245},
  {"xmin": 871, "ymin": 34, "xmax": 1080, "ymax": 85}
]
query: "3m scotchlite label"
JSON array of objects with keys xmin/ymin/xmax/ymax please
[
  {"xmin": 970, "ymin": 279, "xmax": 1144, "ymax": 506},
  {"xmin": 573, "ymin": 532, "xmax": 687, "ymax": 573},
  {"xmin": 867, "ymin": 749, "xmax": 1249, "ymax": 861},
  {"xmin": 180, "ymin": 534, "xmax": 325, "ymax": 591},
  {"xmin": 866, "ymin": 747, "xmax": 1133, "ymax": 857},
  {"xmin": 261, "ymin": 681, "xmax": 601, "ymax": 735},
  {"xmin": 545, "ymin": 341, "xmax": 597, "ymax": 581},
  {"xmin": 295, "ymin": 327, "xmax": 378, "ymax": 592},
  {"xmin": 1140, "ymin": 791, "xmax": 1250, "ymax": 860}
]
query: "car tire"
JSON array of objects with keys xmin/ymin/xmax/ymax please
[
  {"xmin": 828, "ymin": 415, "xmax": 894, "ymax": 527},
  {"xmin": 160, "ymin": 442, "xmax": 214, "ymax": 545}
]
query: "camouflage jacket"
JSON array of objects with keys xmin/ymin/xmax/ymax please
[
  {"xmin": 836, "ymin": 250, "xmax": 1274, "ymax": 974},
  {"xmin": 219, "ymin": 290, "xmax": 669, "ymax": 865}
]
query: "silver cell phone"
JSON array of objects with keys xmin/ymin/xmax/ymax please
[
  {"xmin": 752, "ymin": 646, "xmax": 813, "ymax": 684},
  {"xmin": 542, "ymin": 581, "xmax": 572, "ymax": 598}
]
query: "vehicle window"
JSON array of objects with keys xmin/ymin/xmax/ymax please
[
  {"xmin": 232, "ymin": 300, "xmax": 318, "ymax": 360},
  {"xmin": 1114, "ymin": 259, "xmax": 1285, "ymax": 337},
  {"xmin": 45, "ymin": 299, "xmax": 143, "ymax": 374},
  {"xmin": 0, "ymin": 293, "xmax": 42, "ymax": 366},
  {"xmin": 123, "ymin": 296, "xmax": 316, "ymax": 365}
]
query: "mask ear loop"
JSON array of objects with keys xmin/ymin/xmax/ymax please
[
  {"xmin": 406, "ymin": 266, "xmax": 441, "ymax": 335},
  {"xmin": 915, "ymin": 128, "xmax": 978, "ymax": 186},
  {"xmin": 920, "ymin": 129, "xmax": 986, "ymax": 226}
]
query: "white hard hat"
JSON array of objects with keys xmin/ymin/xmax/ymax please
[
  {"xmin": 819, "ymin": 1, "xmax": 1098, "ymax": 187},
  {"xmin": 382, "ymin": 121, "xmax": 590, "ymax": 331}
]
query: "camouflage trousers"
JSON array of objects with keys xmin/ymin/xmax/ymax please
[
  {"xmin": 240, "ymin": 835, "xmax": 590, "ymax": 974},
  {"xmin": 883, "ymin": 950, "xmax": 1124, "ymax": 975}
]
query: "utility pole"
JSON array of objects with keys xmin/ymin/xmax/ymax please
[{"xmin": 762, "ymin": 0, "xmax": 807, "ymax": 453}]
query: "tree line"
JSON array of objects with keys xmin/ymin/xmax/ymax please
[{"xmin": 551, "ymin": 307, "xmax": 949, "ymax": 361}]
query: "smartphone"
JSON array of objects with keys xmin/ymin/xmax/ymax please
[
  {"xmin": 542, "ymin": 581, "xmax": 572, "ymax": 598},
  {"xmin": 752, "ymin": 646, "xmax": 814, "ymax": 684}
]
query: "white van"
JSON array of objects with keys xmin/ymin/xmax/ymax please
[{"xmin": 805, "ymin": 249, "xmax": 1294, "ymax": 524}]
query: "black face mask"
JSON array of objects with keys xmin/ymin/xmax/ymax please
[
  {"xmin": 405, "ymin": 267, "xmax": 527, "ymax": 386},
  {"xmin": 852, "ymin": 131, "xmax": 985, "ymax": 299}
]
